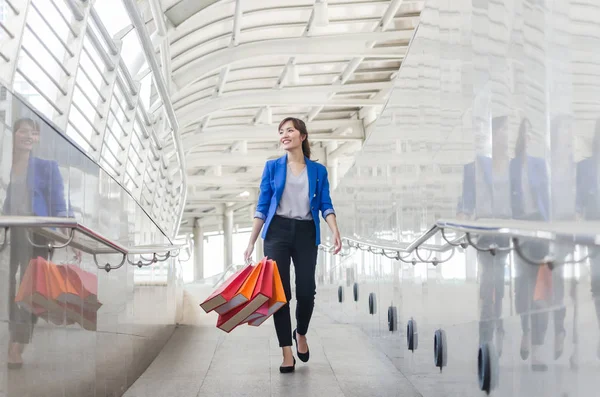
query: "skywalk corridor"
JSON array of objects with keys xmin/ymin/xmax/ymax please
[{"xmin": 0, "ymin": 0, "xmax": 599, "ymax": 396}]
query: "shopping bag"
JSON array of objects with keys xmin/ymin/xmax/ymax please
[
  {"xmin": 533, "ymin": 263, "xmax": 553, "ymax": 301},
  {"xmin": 242, "ymin": 259, "xmax": 275, "ymax": 324},
  {"xmin": 214, "ymin": 258, "xmax": 266, "ymax": 315},
  {"xmin": 56, "ymin": 264, "xmax": 102, "ymax": 331},
  {"xmin": 216, "ymin": 259, "xmax": 272, "ymax": 333},
  {"xmin": 200, "ymin": 263, "xmax": 254, "ymax": 313},
  {"xmin": 248, "ymin": 260, "xmax": 287, "ymax": 326},
  {"xmin": 15, "ymin": 257, "xmax": 102, "ymax": 331},
  {"xmin": 15, "ymin": 257, "xmax": 70, "ymax": 323}
]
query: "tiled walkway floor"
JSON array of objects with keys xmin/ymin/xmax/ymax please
[{"xmin": 124, "ymin": 286, "xmax": 421, "ymax": 397}]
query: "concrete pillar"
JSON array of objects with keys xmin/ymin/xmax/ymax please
[
  {"xmin": 223, "ymin": 207, "xmax": 234, "ymax": 270},
  {"xmin": 193, "ymin": 218, "xmax": 204, "ymax": 281}
]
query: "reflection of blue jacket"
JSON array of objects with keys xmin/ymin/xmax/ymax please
[
  {"xmin": 3, "ymin": 157, "xmax": 70, "ymax": 217},
  {"xmin": 255, "ymin": 154, "xmax": 335, "ymax": 245},
  {"xmin": 576, "ymin": 157, "xmax": 599, "ymax": 219},
  {"xmin": 457, "ymin": 156, "xmax": 492, "ymax": 216},
  {"xmin": 509, "ymin": 156, "xmax": 549, "ymax": 221},
  {"xmin": 458, "ymin": 155, "xmax": 549, "ymax": 221}
]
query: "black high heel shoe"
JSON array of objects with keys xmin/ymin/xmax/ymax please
[
  {"xmin": 279, "ymin": 357, "xmax": 296, "ymax": 373},
  {"xmin": 293, "ymin": 329, "xmax": 310, "ymax": 363}
]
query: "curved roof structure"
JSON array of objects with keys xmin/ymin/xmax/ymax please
[{"xmin": 141, "ymin": 0, "xmax": 423, "ymax": 232}]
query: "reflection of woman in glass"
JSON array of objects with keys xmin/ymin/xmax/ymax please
[
  {"xmin": 458, "ymin": 116, "xmax": 511, "ymax": 355},
  {"xmin": 576, "ymin": 118, "xmax": 600, "ymax": 358},
  {"xmin": 2, "ymin": 117, "xmax": 70, "ymax": 369},
  {"xmin": 547, "ymin": 114, "xmax": 576, "ymax": 359},
  {"xmin": 510, "ymin": 117, "xmax": 551, "ymax": 371}
]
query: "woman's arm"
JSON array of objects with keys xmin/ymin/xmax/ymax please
[
  {"xmin": 245, "ymin": 161, "xmax": 272, "ymax": 262},
  {"xmin": 325, "ymin": 213, "xmax": 341, "ymax": 254},
  {"xmin": 244, "ymin": 217, "xmax": 265, "ymax": 262},
  {"xmin": 49, "ymin": 161, "xmax": 69, "ymax": 217},
  {"xmin": 319, "ymin": 167, "xmax": 341, "ymax": 254}
]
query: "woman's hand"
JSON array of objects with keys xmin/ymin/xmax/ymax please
[
  {"xmin": 332, "ymin": 231, "xmax": 342, "ymax": 255},
  {"xmin": 243, "ymin": 243, "xmax": 254, "ymax": 263}
]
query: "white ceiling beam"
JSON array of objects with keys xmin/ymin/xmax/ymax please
[
  {"xmin": 214, "ymin": 65, "xmax": 230, "ymax": 97},
  {"xmin": 339, "ymin": 0, "xmax": 404, "ymax": 85},
  {"xmin": 276, "ymin": 57, "xmax": 297, "ymax": 89},
  {"xmin": 231, "ymin": 0, "xmax": 243, "ymax": 46},
  {"xmin": 172, "ymin": 31, "xmax": 410, "ymax": 89},
  {"xmin": 327, "ymin": 141, "xmax": 363, "ymax": 161},
  {"xmin": 187, "ymin": 150, "xmax": 282, "ymax": 168},
  {"xmin": 177, "ymin": 92, "xmax": 386, "ymax": 128},
  {"xmin": 175, "ymin": 77, "xmax": 392, "ymax": 107},
  {"xmin": 181, "ymin": 120, "xmax": 365, "ymax": 147},
  {"xmin": 187, "ymin": 175, "xmax": 260, "ymax": 187}
]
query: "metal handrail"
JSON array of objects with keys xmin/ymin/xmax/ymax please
[
  {"xmin": 0, "ymin": 216, "xmax": 189, "ymax": 272},
  {"xmin": 320, "ymin": 218, "xmax": 600, "ymax": 268}
]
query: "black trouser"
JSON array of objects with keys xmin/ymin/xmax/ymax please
[
  {"xmin": 515, "ymin": 240, "xmax": 554, "ymax": 346},
  {"xmin": 264, "ymin": 216, "xmax": 318, "ymax": 347},
  {"xmin": 478, "ymin": 250, "xmax": 508, "ymax": 345},
  {"xmin": 9, "ymin": 228, "xmax": 47, "ymax": 344}
]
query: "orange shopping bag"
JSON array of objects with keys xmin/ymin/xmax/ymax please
[
  {"xmin": 533, "ymin": 263, "xmax": 553, "ymax": 301},
  {"xmin": 248, "ymin": 259, "xmax": 287, "ymax": 326},
  {"xmin": 15, "ymin": 257, "xmax": 73, "ymax": 324}
]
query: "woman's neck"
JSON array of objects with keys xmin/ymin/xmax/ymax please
[
  {"xmin": 287, "ymin": 148, "xmax": 305, "ymax": 164},
  {"xmin": 12, "ymin": 151, "xmax": 30, "ymax": 171}
]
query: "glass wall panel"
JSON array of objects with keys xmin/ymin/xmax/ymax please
[
  {"xmin": 317, "ymin": 0, "xmax": 600, "ymax": 395},
  {"xmin": 0, "ymin": 87, "xmax": 182, "ymax": 396}
]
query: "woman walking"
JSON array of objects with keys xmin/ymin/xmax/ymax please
[
  {"xmin": 3, "ymin": 117, "xmax": 75, "ymax": 368},
  {"xmin": 244, "ymin": 117, "xmax": 342, "ymax": 373}
]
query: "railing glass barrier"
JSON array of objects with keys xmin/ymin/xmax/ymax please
[
  {"xmin": 317, "ymin": 0, "xmax": 600, "ymax": 395},
  {"xmin": 0, "ymin": 86, "xmax": 183, "ymax": 396}
]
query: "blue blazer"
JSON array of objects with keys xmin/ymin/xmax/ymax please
[
  {"xmin": 457, "ymin": 156, "xmax": 493, "ymax": 216},
  {"xmin": 509, "ymin": 155, "xmax": 549, "ymax": 221},
  {"xmin": 458, "ymin": 155, "xmax": 549, "ymax": 221},
  {"xmin": 254, "ymin": 154, "xmax": 335, "ymax": 245},
  {"xmin": 3, "ymin": 156, "xmax": 70, "ymax": 218}
]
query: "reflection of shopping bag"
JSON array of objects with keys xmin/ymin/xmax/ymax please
[
  {"xmin": 56, "ymin": 264, "xmax": 102, "ymax": 331},
  {"xmin": 15, "ymin": 257, "xmax": 102, "ymax": 331},
  {"xmin": 15, "ymin": 257, "xmax": 69, "ymax": 323},
  {"xmin": 533, "ymin": 263, "xmax": 553, "ymax": 301},
  {"xmin": 248, "ymin": 260, "xmax": 287, "ymax": 326}
]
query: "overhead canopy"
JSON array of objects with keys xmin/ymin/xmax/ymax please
[{"xmin": 142, "ymin": 0, "xmax": 423, "ymax": 232}]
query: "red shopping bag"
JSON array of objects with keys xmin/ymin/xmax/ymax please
[
  {"xmin": 216, "ymin": 259, "xmax": 272, "ymax": 333},
  {"xmin": 200, "ymin": 263, "xmax": 254, "ymax": 313}
]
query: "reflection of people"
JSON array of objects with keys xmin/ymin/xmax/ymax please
[
  {"xmin": 576, "ymin": 119, "xmax": 600, "ymax": 358},
  {"xmin": 243, "ymin": 117, "xmax": 342, "ymax": 373},
  {"xmin": 458, "ymin": 116, "xmax": 511, "ymax": 355},
  {"xmin": 510, "ymin": 117, "xmax": 551, "ymax": 371},
  {"xmin": 2, "ymin": 117, "xmax": 70, "ymax": 369},
  {"xmin": 547, "ymin": 114, "xmax": 576, "ymax": 359}
]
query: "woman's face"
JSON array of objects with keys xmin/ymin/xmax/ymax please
[
  {"xmin": 14, "ymin": 122, "xmax": 40, "ymax": 152},
  {"xmin": 279, "ymin": 120, "xmax": 305, "ymax": 152}
]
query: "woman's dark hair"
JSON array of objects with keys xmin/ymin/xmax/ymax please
[
  {"xmin": 13, "ymin": 117, "xmax": 40, "ymax": 134},
  {"xmin": 278, "ymin": 117, "xmax": 310, "ymax": 159},
  {"xmin": 515, "ymin": 117, "xmax": 532, "ymax": 159}
]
